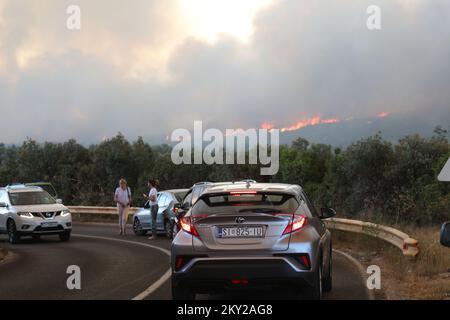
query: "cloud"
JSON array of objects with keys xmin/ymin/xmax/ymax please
[{"xmin": 0, "ymin": 0, "xmax": 449, "ymax": 143}]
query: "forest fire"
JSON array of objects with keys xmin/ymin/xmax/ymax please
[
  {"xmin": 378, "ymin": 111, "xmax": 391, "ymax": 118},
  {"xmin": 261, "ymin": 116, "xmax": 340, "ymax": 132}
]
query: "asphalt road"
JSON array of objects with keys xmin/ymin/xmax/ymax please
[{"xmin": 0, "ymin": 223, "xmax": 371, "ymax": 300}]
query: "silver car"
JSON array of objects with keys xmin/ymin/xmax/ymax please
[
  {"xmin": 171, "ymin": 182, "xmax": 336, "ymax": 299},
  {"xmin": 0, "ymin": 185, "xmax": 72, "ymax": 243},
  {"xmin": 133, "ymin": 189, "xmax": 188, "ymax": 238}
]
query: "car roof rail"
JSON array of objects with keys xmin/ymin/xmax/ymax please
[{"xmin": 193, "ymin": 181, "xmax": 213, "ymax": 186}]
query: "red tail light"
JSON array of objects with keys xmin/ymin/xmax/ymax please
[
  {"xmin": 282, "ymin": 215, "xmax": 307, "ymax": 235},
  {"xmin": 180, "ymin": 216, "xmax": 199, "ymax": 237},
  {"xmin": 175, "ymin": 256, "xmax": 184, "ymax": 271},
  {"xmin": 299, "ymin": 254, "xmax": 310, "ymax": 269},
  {"xmin": 231, "ymin": 279, "xmax": 249, "ymax": 285},
  {"xmin": 229, "ymin": 191, "xmax": 257, "ymax": 196}
]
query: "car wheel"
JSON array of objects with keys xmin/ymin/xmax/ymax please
[
  {"xmin": 322, "ymin": 249, "xmax": 333, "ymax": 292},
  {"xmin": 7, "ymin": 219, "xmax": 20, "ymax": 244},
  {"xmin": 59, "ymin": 230, "xmax": 71, "ymax": 242},
  {"xmin": 133, "ymin": 218, "xmax": 147, "ymax": 236},
  {"xmin": 172, "ymin": 223, "xmax": 179, "ymax": 239},
  {"xmin": 165, "ymin": 220, "xmax": 173, "ymax": 239},
  {"xmin": 172, "ymin": 282, "xmax": 195, "ymax": 300},
  {"xmin": 305, "ymin": 256, "xmax": 322, "ymax": 300}
]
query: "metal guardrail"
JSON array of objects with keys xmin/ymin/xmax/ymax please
[
  {"xmin": 68, "ymin": 206, "xmax": 139, "ymax": 215},
  {"xmin": 68, "ymin": 207, "xmax": 419, "ymax": 257},
  {"xmin": 324, "ymin": 218, "xmax": 419, "ymax": 257}
]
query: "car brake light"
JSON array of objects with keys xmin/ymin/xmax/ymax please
[
  {"xmin": 180, "ymin": 216, "xmax": 199, "ymax": 237},
  {"xmin": 282, "ymin": 215, "xmax": 307, "ymax": 235},
  {"xmin": 231, "ymin": 279, "xmax": 249, "ymax": 285},
  {"xmin": 229, "ymin": 191, "xmax": 257, "ymax": 196}
]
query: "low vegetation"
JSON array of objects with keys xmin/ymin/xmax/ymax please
[
  {"xmin": 333, "ymin": 227, "xmax": 450, "ymax": 300},
  {"xmin": 0, "ymin": 127, "xmax": 449, "ymax": 224}
]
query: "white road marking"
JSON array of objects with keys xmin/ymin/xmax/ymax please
[
  {"xmin": 73, "ymin": 234, "xmax": 171, "ymax": 300},
  {"xmin": 72, "ymin": 235, "xmax": 373, "ymax": 300},
  {"xmin": 333, "ymin": 249, "xmax": 375, "ymax": 300}
]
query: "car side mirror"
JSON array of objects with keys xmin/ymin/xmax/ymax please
[
  {"xmin": 440, "ymin": 222, "xmax": 450, "ymax": 247},
  {"xmin": 0, "ymin": 202, "xmax": 8, "ymax": 208},
  {"xmin": 56, "ymin": 199, "xmax": 63, "ymax": 204},
  {"xmin": 320, "ymin": 207, "xmax": 336, "ymax": 219}
]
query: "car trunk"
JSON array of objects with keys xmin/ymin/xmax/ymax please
[{"xmin": 192, "ymin": 212, "xmax": 293, "ymax": 251}]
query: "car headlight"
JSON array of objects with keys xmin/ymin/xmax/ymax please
[
  {"xmin": 17, "ymin": 212, "xmax": 33, "ymax": 219},
  {"xmin": 61, "ymin": 210, "xmax": 71, "ymax": 217}
]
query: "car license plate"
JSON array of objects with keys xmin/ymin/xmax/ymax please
[
  {"xmin": 218, "ymin": 226, "xmax": 264, "ymax": 238},
  {"xmin": 41, "ymin": 222, "xmax": 58, "ymax": 228}
]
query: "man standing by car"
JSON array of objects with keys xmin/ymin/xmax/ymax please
[
  {"xmin": 114, "ymin": 179, "xmax": 132, "ymax": 236},
  {"xmin": 143, "ymin": 179, "xmax": 158, "ymax": 240}
]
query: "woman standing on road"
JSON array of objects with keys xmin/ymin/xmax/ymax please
[
  {"xmin": 114, "ymin": 178, "xmax": 132, "ymax": 236},
  {"xmin": 143, "ymin": 179, "xmax": 159, "ymax": 240}
]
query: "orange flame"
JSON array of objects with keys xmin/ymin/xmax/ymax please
[
  {"xmin": 262, "ymin": 116, "xmax": 340, "ymax": 133},
  {"xmin": 378, "ymin": 111, "xmax": 390, "ymax": 118}
]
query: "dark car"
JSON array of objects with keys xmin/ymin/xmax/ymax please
[{"xmin": 171, "ymin": 181, "xmax": 256, "ymax": 238}]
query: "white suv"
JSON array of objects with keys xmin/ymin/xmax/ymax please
[{"xmin": 0, "ymin": 185, "xmax": 72, "ymax": 244}]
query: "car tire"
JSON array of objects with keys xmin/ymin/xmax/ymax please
[
  {"xmin": 133, "ymin": 218, "xmax": 147, "ymax": 236},
  {"xmin": 7, "ymin": 219, "xmax": 20, "ymax": 244},
  {"xmin": 306, "ymin": 256, "xmax": 322, "ymax": 300},
  {"xmin": 59, "ymin": 230, "xmax": 71, "ymax": 242},
  {"xmin": 322, "ymin": 249, "xmax": 333, "ymax": 292},
  {"xmin": 172, "ymin": 282, "xmax": 195, "ymax": 300},
  {"xmin": 172, "ymin": 223, "xmax": 179, "ymax": 239},
  {"xmin": 165, "ymin": 220, "xmax": 173, "ymax": 239}
]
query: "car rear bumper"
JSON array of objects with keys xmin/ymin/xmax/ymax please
[{"xmin": 172, "ymin": 257, "xmax": 316, "ymax": 293}]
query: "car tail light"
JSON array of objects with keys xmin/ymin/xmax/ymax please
[
  {"xmin": 180, "ymin": 216, "xmax": 199, "ymax": 237},
  {"xmin": 174, "ymin": 255, "xmax": 207, "ymax": 272},
  {"xmin": 231, "ymin": 279, "xmax": 249, "ymax": 285},
  {"xmin": 175, "ymin": 256, "xmax": 184, "ymax": 271},
  {"xmin": 299, "ymin": 254, "xmax": 311, "ymax": 269},
  {"xmin": 282, "ymin": 214, "xmax": 307, "ymax": 235},
  {"xmin": 229, "ymin": 191, "xmax": 257, "ymax": 196},
  {"xmin": 273, "ymin": 253, "xmax": 311, "ymax": 270}
]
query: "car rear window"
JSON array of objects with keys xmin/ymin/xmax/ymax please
[
  {"xmin": 174, "ymin": 191, "xmax": 188, "ymax": 202},
  {"xmin": 191, "ymin": 192, "xmax": 299, "ymax": 216}
]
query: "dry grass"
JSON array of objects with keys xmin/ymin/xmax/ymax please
[{"xmin": 332, "ymin": 226, "xmax": 450, "ymax": 300}]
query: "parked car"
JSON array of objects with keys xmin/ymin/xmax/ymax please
[
  {"xmin": 171, "ymin": 181, "xmax": 256, "ymax": 238},
  {"xmin": 440, "ymin": 222, "xmax": 450, "ymax": 247},
  {"xmin": 0, "ymin": 185, "xmax": 72, "ymax": 244},
  {"xmin": 25, "ymin": 182, "xmax": 58, "ymax": 199},
  {"xmin": 133, "ymin": 189, "xmax": 188, "ymax": 238},
  {"xmin": 171, "ymin": 182, "xmax": 335, "ymax": 300}
]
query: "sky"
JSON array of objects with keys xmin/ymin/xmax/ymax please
[{"xmin": 0, "ymin": 0, "xmax": 449, "ymax": 144}]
